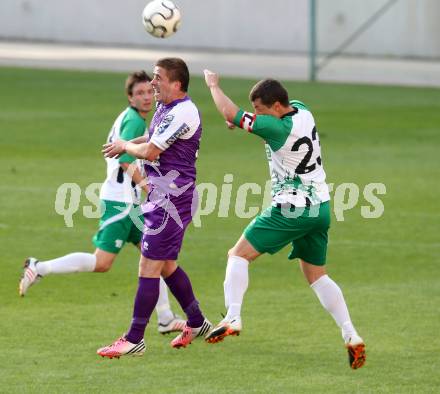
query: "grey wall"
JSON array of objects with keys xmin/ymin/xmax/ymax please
[
  {"xmin": 318, "ymin": 0, "xmax": 440, "ymax": 58},
  {"xmin": 0, "ymin": 0, "xmax": 439, "ymax": 58}
]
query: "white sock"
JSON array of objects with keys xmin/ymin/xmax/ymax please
[
  {"xmin": 224, "ymin": 255, "xmax": 249, "ymax": 320},
  {"xmin": 310, "ymin": 274, "xmax": 358, "ymax": 341},
  {"xmin": 36, "ymin": 253, "xmax": 96, "ymax": 276},
  {"xmin": 155, "ymin": 276, "xmax": 174, "ymax": 324}
]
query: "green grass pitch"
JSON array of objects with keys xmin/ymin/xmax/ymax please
[{"xmin": 0, "ymin": 67, "xmax": 439, "ymax": 393}]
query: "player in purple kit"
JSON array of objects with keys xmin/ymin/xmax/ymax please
[
  {"xmin": 19, "ymin": 70, "xmax": 185, "ymax": 335},
  {"xmin": 97, "ymin": 58, "xmax": 211, "ymax": 358}
]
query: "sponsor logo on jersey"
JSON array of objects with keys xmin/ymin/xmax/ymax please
[
  {"xmin": 165, "ymin": 123, "xmax": 190, "ymax": 145},
  {"xmin": 156, "ymin": 114, "xmax": 174, "ymax": 135}
]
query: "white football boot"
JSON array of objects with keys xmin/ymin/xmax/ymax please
[
  {"xmin": 158, "ymin": 313, "xmax": 186, "ymax": 334},
  {"xmin": 19, "ymin": 257, "xmax": 42, "ymax": 296}
]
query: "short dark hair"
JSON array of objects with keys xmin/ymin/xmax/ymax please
[
  {"xmin": 125, "ymin": 71, "xmax": 151, "ymax": 96},
  {"xmin": 156, "ymin": 57, "xmax": 189, "ymax": 92},
  {"xmin": 249, "ymin": 79, "xmax": 290, "ymax": 107}
]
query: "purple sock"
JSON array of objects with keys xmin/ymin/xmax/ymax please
[
  {"xmin": 125, "ymin": 277, "xmax": 160, "ymax": 344},
  {"xmin": 165, "ymin": 266, "xmax": 204, "ymax": 328}
]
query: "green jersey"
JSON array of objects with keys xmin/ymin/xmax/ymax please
[
  {"xmin": 233, "ymin": 100, "xmax": 330, "ymax": 207},
  {"xmin": 100, "ymin": 106, "xmax": 146, "ymax": 204}
]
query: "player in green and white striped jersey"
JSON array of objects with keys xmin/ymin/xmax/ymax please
[
  {"xmin": 203, "ymin": 70, "xmax": 365, "ymax": 369},
  {"xmin": 19, "ymin": 71, "xmax": 184, "ymax": 335}
]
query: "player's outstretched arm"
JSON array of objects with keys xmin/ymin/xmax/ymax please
[
  {"xmin": 204, "ymin": 69, "xmax": 239, "ymax": 123},
  {"xmin": 130, "ymin": 135, "xmax": 149, "ymax": 144},
  {"xmin": 102, "ymin": 140, "xmax": 162, "ymax": 162}
]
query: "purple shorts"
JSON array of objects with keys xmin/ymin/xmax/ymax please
[{"xmin": 141, "ymin": 186, "xmax": 197, "ymax": 261}]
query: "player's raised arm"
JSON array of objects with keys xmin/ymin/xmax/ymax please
[{"xmin": 204, "ymin": 69, "xmax": 239, "ymax": 123}]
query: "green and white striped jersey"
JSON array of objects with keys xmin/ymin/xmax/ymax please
[
  {"xmin": 233, "ymin": 100, "xmax": 330, "ymax": 207},
  {"xmin": 100, "ymin": 107, "xmax": 146, "ymax": 204}
]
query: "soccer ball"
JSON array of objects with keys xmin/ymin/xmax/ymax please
[{"xmin": 142, "ymin": 0, "xmax": 181, "ymax": 39}]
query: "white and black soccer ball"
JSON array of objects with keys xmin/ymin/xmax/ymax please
[{"xmin": 142, "ymin": 0, "xmax": 181, "ymax": 39}]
